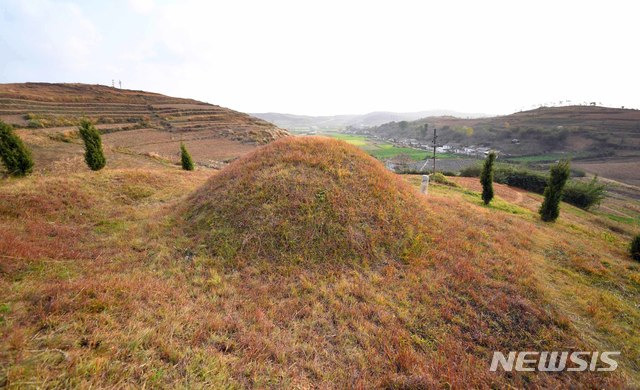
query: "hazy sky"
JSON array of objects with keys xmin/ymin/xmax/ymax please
[{"xmin": 1, "ymin": 0, "xmax": 639, "ymax": 115}]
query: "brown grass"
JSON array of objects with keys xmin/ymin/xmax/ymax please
[
  {"xmin": 0, "ymin": 136, "xmax": 638, "ymax": 388},
  {"xmin": 102, "ymin": 129, "xmax": 258, "ymax": 163},
  {"xmin": 185, "ymin": 136, "xmax": 432, "ymax": 267}
]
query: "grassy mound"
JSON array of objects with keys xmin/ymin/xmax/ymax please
[
  {"xmin": 186, "ymin": 136, "xmax": 431, "ymax": 266},
  {"xmin": 2, "ymin": 154, "xmax": 635, "ymax": 387}
]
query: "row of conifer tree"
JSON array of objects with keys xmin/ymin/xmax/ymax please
[
  {"xmin": 479, "ymin": 150, "xmax": 569, "ymax": 222},
  {"xmin": 478, "ymin": 151, "xmax": 638, "ymax": 260}
]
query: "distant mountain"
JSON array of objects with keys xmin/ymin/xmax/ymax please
[{"xmin": 252, "ymin": 110, "xmax": 487, "ymax": 130}]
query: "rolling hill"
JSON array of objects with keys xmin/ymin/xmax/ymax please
[
  {"xmin": 0, "ymin": 83, "xmax": 289, "ymax": 170},
  {"xmin": 362, "ymin": 105, "xmax": 640, "ymax": 158},
  {"xmin": 356, "ymin": 105, "xmax": 640, "ymax": 186}
]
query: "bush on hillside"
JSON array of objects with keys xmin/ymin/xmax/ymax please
[
  {"xmin": 180, "ymin": 143, "xmax": 194, "ymax": 171},
  {"xmin": 78, "ymin": 120, "xmax": 106, "ymax": 171},
  {"xmin": 460, "ymin": 163, "xmax": 604, "ymax": 210},
  {"xmin": 539, "ymin": 160, "xmax": 570, "ymax": 222},
  {"xmin": 0, "ymin": 121, "xmax": 34, "ymax": 177},
  {"xmin": 462, "ymin": 164, "xmax": 547, "ymax": 192},
  {"xmin": 27, "ymin": 119, "xmax": 45, "ymax": 128},
  {"xmin": 631, "ymin": 235, "xmax": 640, "ymax": 261},
  {"xmin": 494, "ymin": 168, "xmax": 548, "ymax": 194},
  {"xmin": 480, "ymin": 152, "xmax": 496, "ymax": 205},
  {"xmin": 571, "ymin": 168, "xmax": 587, "ymax": 177},
  {"xmin": 431, "ymin": 172, "xmax": 459, "ymax": 187},
  {"xmin": 460, "ymin": 164, "xmax": 482, "ymax": 177},
  {"xmin": 563, "ymin": 176, "xmax": 606, "ymax": 210}
]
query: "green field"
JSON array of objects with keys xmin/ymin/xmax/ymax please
[
  {"xmin": 322, "ymin": 132, "xmax": 456, "ymax": 161},
  {"xmin": 367, "ymin": 144, "xmax": 428, "ymax": 160},
  {"xmin": 324, "ymin": 133, "xmax": 369, "ymax": 146}
]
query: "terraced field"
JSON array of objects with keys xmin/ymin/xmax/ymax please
[{"xmin": 0, "ymin": 83, "xmax": 288, "ymax": 167}]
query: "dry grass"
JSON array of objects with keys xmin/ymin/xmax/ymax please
[
  {"xmin": 102, "ymin": 129, "xmax": 258, "ymax": 164},
  {"xmin": 0, "ymin": 137, "xmax": 638, "ymax": 388},
  {"xmin": 184, "ymin": 136, "xmax": 432, "ymax": 267}
]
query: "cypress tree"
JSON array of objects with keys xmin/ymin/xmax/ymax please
[
  {"xmin": 539, "ymin": 160, "xmax": 570, "ymax": 222},
  {"xmin": 631, "ymin": 234, "xmax": 640, "ymax": 262},
  {"xmin": 480, "ymin": 151, "xmax": 496, "ymax": 205},
  {"xmin": 0, "ymin": 120, "xmax": 34, "ymax": 177},
  {"xmin": 78, "ymin": 120, "xmax": 106, "ymax": 171},
  {"xmin": 180, "ymin": 143, "xmax": 194, "ymax": 171}
]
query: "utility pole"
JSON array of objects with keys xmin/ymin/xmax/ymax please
[
  {"xmin": 111, "ymin": 79, "xmax": 115, "ymax": 88},
  {"xmin": 432, "ymin": 128, "xmax": 437, "ymax": 174},
  {"xmin": 119, "ymin": 80, "xmax": 122, "ymax": 89}
]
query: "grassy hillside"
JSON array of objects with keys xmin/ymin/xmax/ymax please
[
  {"xmin": 1, "ymin": 136, "xmax": 638, "ymax": 387},
  {"xmin": 0, "ymin": 83, "xmax": 289, "ymax": 167},
  {"xmin": 362, "ymin": 105, "xmax": 640, "ymax": 186},
  {"xmin": 365, "ymin": 105, "xmax": 640, "ymax": 158}
]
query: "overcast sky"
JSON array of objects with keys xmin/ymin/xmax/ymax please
[{"xmin": 1, "ymin": 0, "xmax": 638, "ymax": 116}]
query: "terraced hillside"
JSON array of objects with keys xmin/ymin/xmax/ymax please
[{"xmin": 0, "ymin": 83, "xmax": 288, "ymax": 168}]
